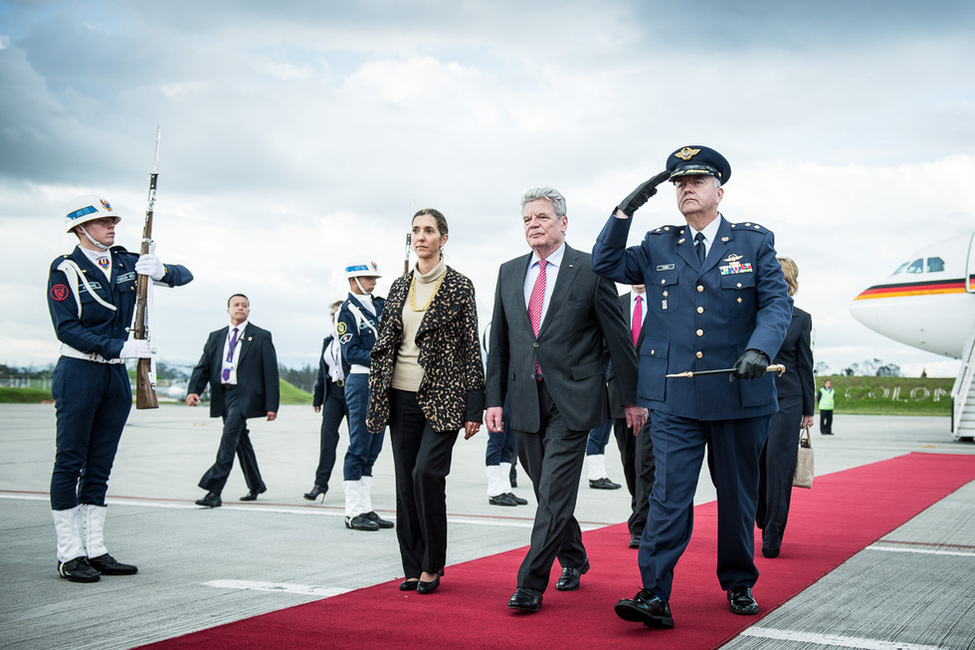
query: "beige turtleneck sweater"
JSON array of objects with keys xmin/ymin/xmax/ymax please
[{"xmin": 391, "ymin": 258, "xmax": 447, "ymax": 392}]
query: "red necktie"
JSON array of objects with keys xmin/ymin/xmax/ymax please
[
  {"xmin": 527, "ymin": 259, "xmax": 547, "ymax": 379},
  {"xmin": 631, "ymin": 295, "xmax": 642, "ymax": 347}
]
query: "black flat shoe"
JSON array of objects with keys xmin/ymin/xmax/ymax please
[
  {"xmin": 58, "ymin": 557, "xmax": 100, "ymax": 583},
  {"xmin": 303, "ymin": 486, "xmax": 326, "ymax": 502},
  {"xmin": 363, "ymin": 511, "xmax": 394, "ymax": 529},
  {"xmin": 416, "ymin": 570, "xmax": 442, "ymax": 594},
  {"xmin": 507, "ymin": 492, "xmax": 529, "ymax": 505},
  {"xmin": 507, "ymin": 586, "xmax": 542, "ymax": 611},
  {"xmin": 88, "ymin": 553, "xmax": 138, "ymax": 575},
  {"xmin": 555, "ymin": 558, "xmax": 590, "ymax": 591},
  {"xmin": 489, "ymin": 493, "xmax": 519, "ymax": 506},
  {"xmin": 614, "ymin": 588, "xmax": 674, "ymax": 628},
  {"xmin": 727, "ymin": 586, "xmax": 760, "ymax": 615},
  {"xmin": 399, "ymin": 578, "xmax": 419, "ymax": 591},
  {"xmin": 195, "ymin": 491, "xmax": 222, "ymax": 508}
]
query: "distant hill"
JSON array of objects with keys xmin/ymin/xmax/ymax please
[{"xmin": 0, "ymin": 379, "xmax": 313, "ymax": 406}]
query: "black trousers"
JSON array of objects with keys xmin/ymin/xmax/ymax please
[
  {"xmin": 819, "ymin": 409, "xmax": 833, "ymax": 434},
  {"xmin": 314, "ymin": 386, "xmax": 348, "ymax": 489},
  {"xmin": 513, "ymin": 380, "xmax": 588, "ymax": 592},
  {"xmin": 388, "ymin": 389, "xmax": 458, "ymax": 579},
  {"xmin": 614, "ymin": 416, "xmax": 655, "ymax": 537},
  {"xmin": 199, "ymin": 387, "xmax": 266, "ymax": 495},
  {"xmin": 757, "ymin": 395, "xmax": 803, "ymax": 553}
]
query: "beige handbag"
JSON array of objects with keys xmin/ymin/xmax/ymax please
[{"xmin": 793, "ymin": 425, "xmax": 814, "ymax": 489}]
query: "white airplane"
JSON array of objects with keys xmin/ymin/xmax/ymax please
[{"xmin": 849, "ymin": 231, "xmax": 975, "ymax": 440}]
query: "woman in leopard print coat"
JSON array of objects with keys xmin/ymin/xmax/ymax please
[{"xmin": 367, "ymin": 208, "xmax": 484, "ymax": 594}]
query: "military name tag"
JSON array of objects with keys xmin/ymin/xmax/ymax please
[
  {"xmin": 117, "ymin": 272, "xmax": 136, "ymax": 283},
  {"xmin": 656, "ymin": 264, "xmax": 675, "ymax": 271}
]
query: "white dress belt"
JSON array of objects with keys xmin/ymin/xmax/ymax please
[{"xmin": 60, "ymin": 343, "xmax": 125, "ymax": 365}]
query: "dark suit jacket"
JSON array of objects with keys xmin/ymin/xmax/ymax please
[
  {"xmin": 188, "ymin": 323, "xmax": 280, "ymax": 419},
  {"xmin": 486, "ymin": 244, "xmax": 639, "ymax": 433},
  {"xmin": 607, "ymin": 291, "xmax": 647, "ymax": 420},
  {"xmin": 774, "ymin": 307, "xmax": 815, "ymax": 414}
]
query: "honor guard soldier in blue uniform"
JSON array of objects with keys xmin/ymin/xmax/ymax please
[
  {"xmin": 337, "ymin": 256, "xmax": 393, "ymax": 531},
  {"xmin": 592, "ymin": 147, "xmax": 792, "ymax": 628},
  {"xmin": 47, "ymin": 195, "xmax": 193, "ymax": 582}
]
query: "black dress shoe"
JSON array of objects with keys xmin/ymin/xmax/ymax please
[
  {"xmin": 507, "ymin": 492, "xmax": 528, "ymax": 505},
  {"xmin": 363, "ymin": 511, "xmax": 394, "ymax": 529},
  {"xmin": 629, "ymin": 533, "xmax": 641, "ymax": 549},
  {"xmin": 399, "ymin": 578, "xmax": 419, "ymax": 591},
  {"xmin": 303, "ymin": 485, "xmax": 326, "ymax": 502},
  {"xmin": 589, "ymin": 477, "xmax": 622, "ymax": 490},
  {"xmin": 507, "ymin": 586, "xmax": 542, "ymax": 611},
  {"xmin": 416, "ymin": 570, "xmax": 442, "ymax": 595},
  {"xmin": 240, "ymin": 488, "xmax": 266, "ymax": 501},
  {"xmin": 614, "ymin": 588, "xmax": 674, "ymax": 628},
  {"xmin": 727, "ymin": 586, "xmax": 760, "ymax": 615},
  {"xmin": 345, "ymin": 514, "xmax": 380, "ymax": 531},
  {"xmin": 555, "ymin": 558, "xmax": 590, "ymax": 591},
  {"xmin": 88, "ymin": 553, "xmax": 138, "ymax": 575},
  {"xmin": 195, "ymin": 491, "xmax": 222, "ymax": 508},
  {"xmin": 762, "ymin": 547, "xmax": 780, "ymax": 559},
  {"xmin": 489, "ymin": 493, "xmax": 519, "ymax": 506},
  {"xmin": 58, "ymin": 557, "xmax": 100, "ymax": 583}
]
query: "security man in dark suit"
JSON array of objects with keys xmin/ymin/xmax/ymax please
[
  {"xmin": 48, "ymin": 194, "xmax": 193, "ymax": 582},
  {"xmin": 486, "ymin": 186, "xmax": 644, "ymax": 613},
  {"xmin": 609, "ymin": 285, "xmax": 655, "ymax": 549},
  {"xmin": 188, "ymin": 293, "xmax": 280, "ymax": 508},
  {"xmin": 592, "ymin": 146, "xmax": 792, "ymax": 628}
]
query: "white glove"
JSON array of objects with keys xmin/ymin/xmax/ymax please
[
  {"xmin": 120, "ymin": 339, "xmax": 153, "ymax": 359},
  {"xmin": 135, "ymin": 254, "xmax": 166, "ymax": 281}
]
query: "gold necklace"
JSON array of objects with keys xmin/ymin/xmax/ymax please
[{"xmin": 409, "ymin": 272, "xmax": 445, "ymax": 312}]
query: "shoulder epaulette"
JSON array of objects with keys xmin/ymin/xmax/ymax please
[
  {"xmin": 729, "ymin": 222, "xmax": 769, "ymax": 233},
  {"xmin": 650, "ymin": 225, "xmax": 681, "ymax": 235}
]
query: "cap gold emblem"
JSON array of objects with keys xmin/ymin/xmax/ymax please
[{"xmin": 675, "ymin": 147, "xmax": 701, "ymax": 161}]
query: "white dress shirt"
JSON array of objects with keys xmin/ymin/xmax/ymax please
[{"xmin": 523, "ymin": 242, "xmax": 565, "ymax": 330}]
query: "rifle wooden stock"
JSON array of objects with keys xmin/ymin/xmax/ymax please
[{"xmin": 134, "ymin": 160, "xmax": 159, "ymax": 410}]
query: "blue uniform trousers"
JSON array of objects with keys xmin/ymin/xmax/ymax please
[
  {"xmin": 315, "ymin": 385, "xmax": 349, "ymax": 488},
  {"xmin": 50, "ymin": 358, "xmax": 131, "ymax": 510},
  {"xmin": 343, "ymin": 373, "xmax": 384, "ymax": 480},
  {"xmin": 586, "ymin": 420, "xmax": 613, "ymax": 456},
  {"xmin": 484, "ymin": 398, "xmax": 515, "ymax": 466},
  {"xmin": 638, "ymin": 410, "xmax": 769, "ymax": 600}
]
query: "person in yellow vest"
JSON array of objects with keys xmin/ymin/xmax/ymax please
[{"xmin": 816, "ymin": 379, "xmax": 835, "ymax": 435}]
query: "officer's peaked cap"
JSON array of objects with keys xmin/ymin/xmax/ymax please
[{"xmin": 666, "ymin": 146, "xmax": 731, "ymax": 184}]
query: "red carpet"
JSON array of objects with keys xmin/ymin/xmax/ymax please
[{"xmin": 140, "ymin": 452, "xmax": 975, "ymax": 650}]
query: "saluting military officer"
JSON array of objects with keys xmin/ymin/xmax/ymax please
[
  {"xmin": 591, "ymin": 147, "xmax": 792, "ymax": 628},
  {"xmin": 337, "ymin": 256, "xmax": 393, "ymax": 531},
  {"xmin": 47, "ymin": 195, "xmax": 193, "ymax": 582}
]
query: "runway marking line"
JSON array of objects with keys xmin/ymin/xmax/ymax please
[
  {"xmin": 203, "ymin": 579, "xmax": 351, "ymax": 598},
  {"xmin": 740, "ymin": 627, "xmax": 943, "ymax": 650}
]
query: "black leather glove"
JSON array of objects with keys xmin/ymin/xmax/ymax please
[
  {"xmin": 733, "ymin": 349, "xmax": 770, "ymax": 380},
  {"xmin": 617, "ymin": 170, "xmax": 671, "ymax": 217}
]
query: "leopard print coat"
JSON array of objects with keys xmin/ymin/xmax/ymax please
[{"xmin": 366, "ymin": 266, "xmax": 485, "ymax": 433}]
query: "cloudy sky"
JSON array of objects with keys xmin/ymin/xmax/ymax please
[{"xmin": 1, "ymin": 0, "xmax": 973, "ymax": 377}]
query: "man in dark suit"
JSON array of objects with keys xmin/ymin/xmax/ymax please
[
  {"xmin": 593, "ymin": 146, "xmax": 792, "ymax": 628},
  {"xmin": 486, "ymin": 186, "xmax": 644, "ymax": 613},
  {"xmin": 187, "ymin": 293, "xmax": 280, "ymax": 508},
  {"xmin": 609, "ymin": 284, "xmax": 655, "ymax": 549}
]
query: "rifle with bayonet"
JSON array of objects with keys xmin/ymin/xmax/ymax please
[{"xmin": 133, "ymin": 128, "xmax": 161, "ymax": 409}]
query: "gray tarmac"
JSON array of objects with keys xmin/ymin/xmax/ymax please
[{"xmin": 1, "ymin": 404, "xmax": 973, "ymax": 649}]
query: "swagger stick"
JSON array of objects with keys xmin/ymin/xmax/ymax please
[
  {"xmin": 133, "ymin": 127, "xmax": 161, "ymax": 409},
  {"xmin": 665, "ymin": 364, "xmax": 786, "ymax": 379}
]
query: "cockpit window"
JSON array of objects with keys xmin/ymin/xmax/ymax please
[
  {"xmin": 926, "ymin": 257, "xmax": 945, "ymax": 273},
  {"xmin": 892, "ymin": 262, "xmax": 910, "ymax": 275},
  {"xmin": 905, "ymin": 258, "xmax": 924, "ymax": 274}
]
